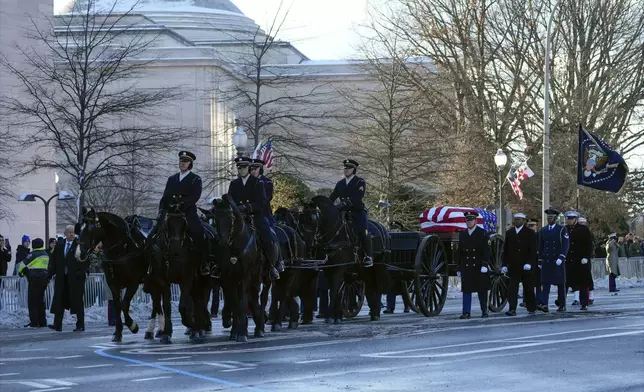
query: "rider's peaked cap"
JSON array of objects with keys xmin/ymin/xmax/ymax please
[
  {"xmin": 343, "ymin": 159, "xmax": 359, "ymax": 168},
  {"xmin": 234, "ymin": 156, "xmax": 252, "ymax": 166},
  {"xmin": 251, "ymin": 158, "xmax": 265, "ymax": 167},
  {"xmin": 178, "ymin": 151, "xmax": 196, "ymax": 161}
]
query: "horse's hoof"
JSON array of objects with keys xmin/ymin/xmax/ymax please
[
  {"xmin": 271, "ymin": 324, "xmax": 281, "ymax": 332},
  {"xmin": 370, "ymin": 315, "xmax": 380, "ymax": 321},
  {"xmin": 237, "ymin": 335, "xmax": 248, "ymax": 343},
  {"xmin": 155, "ymin": 330, "xmax": 163, "ymax": 338},
  {"xmin": 144, "ymin": 331, "xmax": 153, "ymax": 340},
  {"xmin": 254, "ymin": 330, "xmax": 264, "ymax": 338},
  {"xmin": 184, "ymin": 328, "xmax": 191, "ymax": 336},
  {"xmin": 130, "ymin": 323, "xmax": 139, "ymax": 334},
  {"xmin": 324, "ymin": 318, "xmax": 332, "ymax": 324},
  {"xmin": 160, "ymin": 335, "xmax": 172, "ymax": 344},
  {"xmin": 223, "ymin": 318, "xmax": 232, "ymax": 329},
  {"xmin": 333, "ymin": 318, "xmax": 341, "ymax": 325},
  {"xmin": 112, "ymin": 335, "xmax": 122, "ymax": 343},
  {"xmin": 301, "ymin": 319, "xmax": 313, "ymax": 325},
  {"xmin": 288, "ymin": 321, "xmax": 299, "ymax": 329}
]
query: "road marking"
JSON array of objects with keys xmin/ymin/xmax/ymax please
[
  {"xmin": 0, "ymin": 357, "xmax": 50, "ymax": 362},
  {"xmin": 41, "ymin": 380, "xmax": 75, "ymax": 386},
  {"xmin": 204, "ymin": 362, "xmax": 238, "ymax": 369},
  {"xmin": 159, "ymin": 356, "xmax": 192, "ymax": 361},
  {"xmin": 54, "ymin": 355, "xmax": 83, "ymax": 359},
  {"xmin": 17, "ymin": 348, "xmax": 47, "ymax": 352},
  {"xmin": 294, "ymin": 359, "xmax": 330, "ymax": 364},
  {"xmin": 362, "ymin": 329, "xmax": 644, "ymax": 358},
  {"xmin": 221, "ymin": 368, "xmax": 255, "ymax": 372},
  {"xmin": 0, "ymin": 381, "xmax": 51, "ymax": 388},
  {"xmin": 133, "ymin": 376, "xmax": 173, "ymax": 382},
  {"xmin": 0, "ymin": 373, "xmax": 19, "ymax": 376},
  {"xmin": 94, "ymin": 348, "xmax": 265, "ymax": 392},
  {"xmin": 75, "ymin": 364, "xmax": 113, "ymax": 369},
  {"xmin": 28, "ymin": 388, "xmax": 70, "ymax": 392}
]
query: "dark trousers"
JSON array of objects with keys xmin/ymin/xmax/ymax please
[
  {"xmin": 579, "ymin": 286, "xmax": 589, "ymax": 307},
  {"xmin": 210, "ymin": 280, "xmax": 220, "ymax": 315},
  {"xmin": 540, "ymin": 284, "xmax": 565, "ymax": 307},
  {"xmin": 508, "ymin": 273, "xmax": 536, "ymax": 312},
  {"xmin": 351, "ymin": 210, "xmax": 372, "ymax": 258},
  {"xmin": 534, "ymin": 268, "xmax": 542, "ymax": 304},
  {"xmin": 463, "ymin": 290, "xmax": 488, "ymax": 314},
  {"xmin": 27, "ymin": 271, "xmax": 48, "ymax": 327},
  {"xmin": 609, "ymin": 273, "xmax": 617, "ymax": 292},
  {"xmin": 54, "ymin": 275, "xmax": 84, "ymax": 328}
]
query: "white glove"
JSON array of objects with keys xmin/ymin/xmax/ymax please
[
  {"xmin": 501, "ymin": 266, "xmax": 508, "ymax": 274},
  {"xmin": 581, "ymin": 258, "xmax": 588, "ymax": 265},
  {"xmin": 556, "ymin": 259, "xmax": 563, "ymax": 266},
  {"xmin": 538, "ymin": 265, "xmax": 542, "ymax": 269},
  {"xmin": 480, "ymin": 266, "xmax": 488, "ymax": 273},
  {"xmin": 523, "ymin": 264, "xmax": 531, "ymax": 271},
  {"xmin": 457, "ymin": 271, "xmax": 461, "ymax": 277}
]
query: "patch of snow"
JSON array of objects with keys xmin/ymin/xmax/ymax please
[{"xmin": 592, "ymin": 276, "xmax": 644, "ymax": 289}]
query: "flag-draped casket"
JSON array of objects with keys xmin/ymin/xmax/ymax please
[{"xmin": 419, "ymin": 206, "xmax": 497, "ymax": 233}]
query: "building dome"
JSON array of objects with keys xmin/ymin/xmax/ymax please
[{"xmin": 55, "ymin": 0, "xmax": 245, "ymax": 16}]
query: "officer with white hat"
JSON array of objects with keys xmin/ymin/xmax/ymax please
[{"xmin": 565, "ymin": 210, "xmax": 593, "ymax": 310}]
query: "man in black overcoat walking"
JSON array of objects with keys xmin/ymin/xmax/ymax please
[
  {"xmin": 565, "ymin": 210, "xmax": 593, "ymax": 310},
  {"xmin": 48, "ymin": 225, "xmax": 89, "ymax": 332},
  {"xmin": 458, "ymin": 211, "xmax": 491, "ymax": 319},
  {"xmin": 502, "ymin": 212, "xmax": 538, "ymax": 316}
]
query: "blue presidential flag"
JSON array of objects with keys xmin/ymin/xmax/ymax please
[{"xmin": 577, "ymin": 124, "xmax": 628, "ymax": 193}]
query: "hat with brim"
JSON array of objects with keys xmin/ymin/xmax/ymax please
[
  {"xmin": 608, "ymin": 233, "xmax": 617, "ymax": 239},
  {"xmin": 544, "ymin": 208, "xmax": 560, "ymax": 216},
  {"xmin": 565, "ymin": 211, "xmax": 579, "ymax": 218},
  {"xmin": 251, "ymin": 158, "xmax": 264, "ymax": 167},
  {"xmin": 464, "ymin": 211, "xmax": 478, "ymax": 220},
  {"xmin": 513, "ymin": 213, "xmax": 527, "ymax": 219},
  {"xmin": 578, "ymin": 217, "xmax": 587, "ymax": 224},
  {"xmin": 179, "ymin": 151, "xmax": 196, "ymax": 161},
  {"xmin": 343, "ymin": 159, "xmax": 359, "ymax": 168},
  {"xmin": 234, "ymin": 156, "xmax": 252, "ymax": 166}
]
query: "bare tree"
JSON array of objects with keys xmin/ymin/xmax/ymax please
[
  {"xmin": 0, "ymin": 0, "xmax": 186, "ymax": 221},
  {"xmin": 207, "ymin": 1, "xmax": 337, "ymax": 183},
  {"xmin": 0, "ymin": 128, "xmax": 15, "ymax": 221}
]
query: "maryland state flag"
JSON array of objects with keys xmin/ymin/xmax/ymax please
[{"xmin": 577, "ymin": 124, "xmax": 628, "ymax": 193}]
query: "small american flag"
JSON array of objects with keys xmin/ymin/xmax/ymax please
[
  {"xmin": 506, "ymin": 162, "xmax": 534, "ymax": 200},
  {"xmin": 256, "ymin": 139, "xmax": 274, "ymax": 170},
  {"xmin": 419, "ymin": 206, "xmax": 497, "ymax": 233}
]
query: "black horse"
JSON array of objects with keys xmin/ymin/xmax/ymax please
[
  {"xmin": 299, "ymin": 196, "xmax": 389, "ymax": 323},
  {"xmin": 211, "ymin": 194, "xmax": 268, "ymax": 342},
  {"xmin": 78, "ymin": 208, "xmax": 157, "ymax": 342},
  {"xmin": 148, "ymin": 195, "xmax": 211, "ymax": 343}
]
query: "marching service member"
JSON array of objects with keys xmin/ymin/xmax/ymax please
[
  {"xmin": 457, "ymin": 211, "xmax": 491, "ymax": 319},
  {"xmin": 502, "ymin": 212, "xmax": 538, "ymax": 316},
  {"xmin": 565, "ymin": 211, "xmax": 593, "ymax": 310},
  {"xmin": 537, "ymin": 208, "xmax": 569, "ymax": 312},
  {"xmin": 605, "ymin": 233, "xmax": 620, "ymax": 295}
]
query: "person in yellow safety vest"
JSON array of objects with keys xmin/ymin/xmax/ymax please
[{"xmin": 17, "ymin": 238, "xmax": 50, "ymax": 328}]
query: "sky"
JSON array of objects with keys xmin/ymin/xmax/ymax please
[{"xmin": 232, "ymin": 0, "xmax": 369, "ymax": 61}]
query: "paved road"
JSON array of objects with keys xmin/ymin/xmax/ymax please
[{"xmin": 1, "ymin": 288, "xmax": 643, "ymax": 392}]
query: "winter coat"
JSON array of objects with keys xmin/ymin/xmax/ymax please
[
  {"xmin": 458, "ymin": 226, "xmax": 491, "ymax": 293},
  {"xmin": 502, "ymin": 226, "xmax": 537, "ymax": 278},
  {"xmin": 538, "ymin": 224, "xmax": 569, "ymax": 285},
  {"xmin": 566, "ymin": 223, "xmax": 593, "ymax": 289},
  {"xmin": 0, "ymin": 246, "xmax": 11, "ymax": 276},
  {"xmin": 605, "ymin": 240, "xmax": 620, "ymax": 276},
  {"xmin": 628, "ymin": 243, "xmax": 641, "ymax": 257},
  {"xmin": 14, "ymin": 245, "xmax": 30, "ymax": 275},
  {"xmin": 48, "ymin": 238, "xmax": 88, "ymax": 316}
]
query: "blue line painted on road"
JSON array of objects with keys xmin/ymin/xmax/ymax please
[{"xmin": 94, "ymin": 348, "xmax": 265, "ymax": 392}]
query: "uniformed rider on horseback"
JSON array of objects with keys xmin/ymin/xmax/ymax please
[
  {"xmin": 329, "ymin": 159, "xmax": 373, "ymax": 267},
  {"xmin": 250, "ymin": 158, "xmax": 276, "ymax": 229},
  {"xmin": 152, "ymin": 151, "xmax": 210, "ymax": 276},
  {"xmin": 228, "ymin": 156, "xmax": 282, "ymax": 280}
]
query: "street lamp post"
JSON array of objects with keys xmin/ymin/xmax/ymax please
[
  {"xmin": 18, "ymin": 191, "xmax": 75, "ymax": 241},
  {"xmin": 494, "ymin": 149, "xmax": 508, "ymax": 235},
  {"xmin": 232, "ymin": 119, "xmax": 248, "ymax": 158}
]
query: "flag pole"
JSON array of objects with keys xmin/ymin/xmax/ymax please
[{"xmin": 576, "ymin": 187, "xmax": 580, "ymax": 211}]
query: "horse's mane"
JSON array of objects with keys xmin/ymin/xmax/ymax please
[
  {"xmin": 97, "ymin": 212, "xmax": 128, "ymax": 234},
  {"xmin": 311, "ymin": 195, "xmax": 335, "ymax": 211}
]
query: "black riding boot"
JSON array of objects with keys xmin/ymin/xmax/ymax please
[
  {"xmin": 360, "ymin": 232, "xmax": 373, "ymax": 268},
  {"xmin": 263, "ymin": 240, "xmax": 280, "ymax": 280}
]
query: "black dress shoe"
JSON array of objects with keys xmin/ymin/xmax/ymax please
[
  {"xmin": 481, "ymin": 313, "xmax": 489, "ymax": 318},
  {"xmin": 580, "ymin": 306, "xmax": 588, "ymax": 311},
  {"xmin": 73, "ymin": 327, "xmax": 85, "ymax": 332},
  {"xmin": 24, "ymin": 323, "xmax": 36, "ymax": 328},
  {"xmin": 48, "ymin": 324, "xmax": 62, "ymax": 332},
  {"xmin": 505, "ymin": 310, "xmax": 516, "ymax": 316},
  {"xmin": 538, "ymin": 304, "xmax": 549, "ymax": 313},
  {"xmin": 383, "ymin": 309, "xmax": 394, "ymax": 314},
  {"xmin": 459, "ymin": 313, "xmax": 471, "ymax": 319},
  {"xmin": 557, "ymin": 306, "xmax": 566, "ymax": 312},
  {"xmin": 572, "ymin": 300, "xmax": 580, "ymax": 305}
]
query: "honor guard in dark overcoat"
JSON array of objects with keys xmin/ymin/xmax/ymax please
[
  {"xmin": 502, "ymin": 212, "xmax": 538, "ymax": 315},
  {"xmin": 250, "ymin": 158, "xmax": 275, "ymax": 229},
  {"xmin": 155, "ymin": 151, "xmax": 209, "ymax": 274},
  {"xmin": 329, "ymin": 159, "xmax": 373, "ymax": 267},
  {"xmin": 457, "ymin": 211, "xmax": 491, "ymax": 319},
  {"xmin": 526, "ymin": 217, "xmax": 542, "ymax": 307},
  {"xmin": 537, "ymin": 208, "xmax": 569, "ymax": 312},
  {"xmin": 564, "ymin": 210, "xmax": 593, "ymax": 310},
  {"xmin": 228, "ymin": 157, "xmax": 281, "ymax": 280}
]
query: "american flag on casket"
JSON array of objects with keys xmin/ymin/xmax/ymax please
[{"xmin": 419, "ymin": 206, "xmax": 497, "ymax": 233}]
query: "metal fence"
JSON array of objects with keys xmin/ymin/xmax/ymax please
[{"xmin": 1, "ymin": 258, "xmax": 642, "ymax": 311}]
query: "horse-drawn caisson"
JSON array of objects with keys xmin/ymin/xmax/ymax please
[{"xmin": 76, "ymin": 153, "xmax": 509, "ymax": 344}]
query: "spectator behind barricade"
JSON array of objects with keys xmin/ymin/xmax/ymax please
[
  {"xmin": 0, "ymin": 234, "xmax": 11, "ymax": 276},
  {"xmin": 88, "ymin": 242, "xmax": 104, "ymax": 273},
  {"xmin": 617, "ymin": 237, "xmax": 627, "ymax": 257},
  {"xmin": 630, "ymin": 237, "xmax": 641, "ymax": 257},
  {"xmin": 47, "ymin": 238, "xmax": 56, "ymax": 256},
  {"xmin": 13, "ymin": 235, "xmax": 31, "ymax": 275}
]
